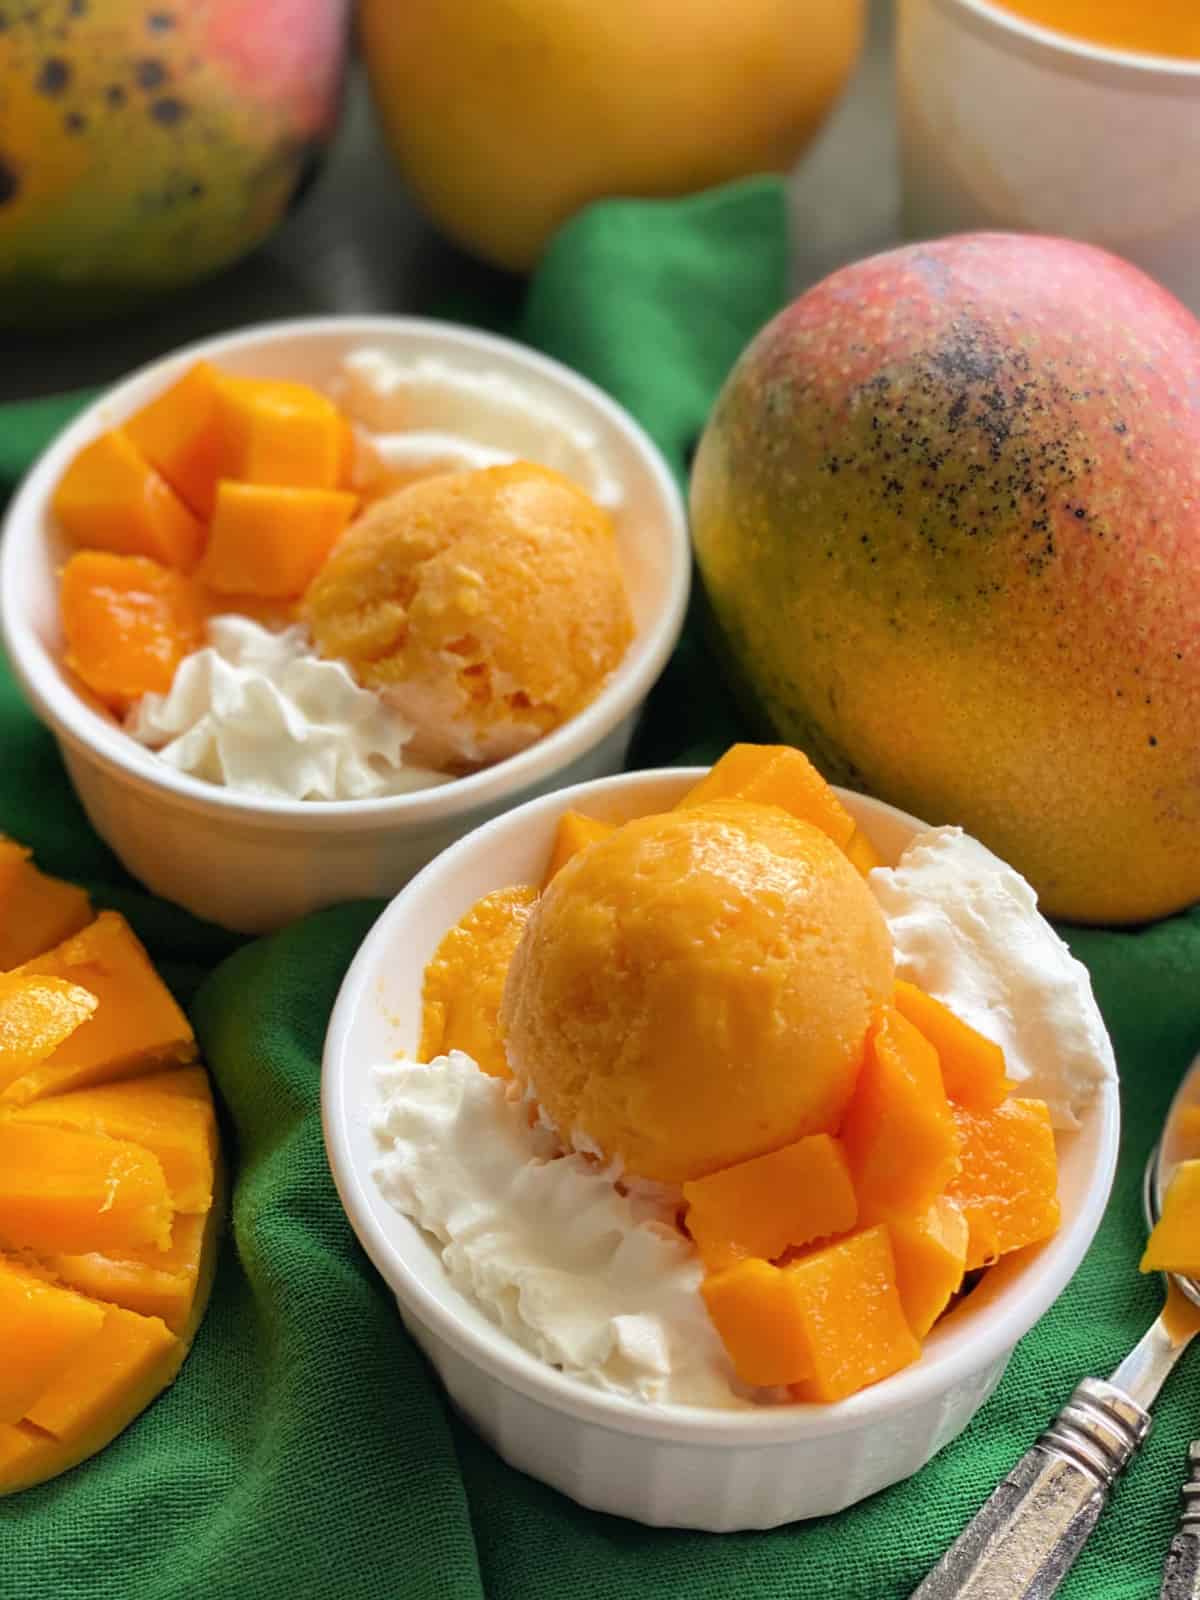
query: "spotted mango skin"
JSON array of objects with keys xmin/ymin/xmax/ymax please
[
  {"xmin": 0, "ymin": 0, "xmax": 348, "ymax": 325},
  {"xmin": 690, "ymin": 233, "xmax": 1200, "ymax": 924}
]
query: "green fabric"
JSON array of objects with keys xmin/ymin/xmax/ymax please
[{"xmin": 0, "ymin": 174, "xmax": 1195, "ymax": 1599}]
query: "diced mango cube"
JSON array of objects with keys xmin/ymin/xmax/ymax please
[
  {"xmin": 419, "ymin": 886, "xmax": 538, "ymax": 1078},
  {"xmin": 1141, "ymin": 1160, "xmax": 1200, "ymax": 1280},
  {"xmin": 11, "ymin": 1073, "xmax": 217, "ymax": 1213},
  {"xmin": 0, "ymin": 1122, "xmax": 173, "ymax": 1255},
  {"xmin": 0, "ymin": 1256, "xmax": 106, "ymax": 1424},
  {"xmin": 892, "ymin": 980, "xmax": 1009, "ymax": 1111},
  {"xmin": 60, "ymin": 551, "xmax": 208, "ymax": 714},
  {"xmin": 840, "ymin": 1006, "xmax": 960, "ymax": 1220},
  {"xmin": 677, "ymin": 743, "xmax": 856, "ymax": 851},
  {"xmin": 843, "ymin": 828, "xmax": 883, "ymax": 876},
  {"xmin": 683, "ymin": 1134, "xmax": 857, "ymax": 1271},
  {"xmin": 51, "ymin": 428, "xmax": 205, "ymax": 569},
  {"xmin": 199, "ymin": 480, "xmax": 358, "ymax": 598},
  {"xmin": 543, "ymin": 810, "xmax": 617, "ymax": 887},
  {"xmin": 0, "ymin": 1423, "xmax": 49, "ymax": 1496},
  {"xmin": 4, "ymin": 912, "xmax": 196, "ymax": 1105},
  {"xmin": 700, "ymin": 1258, "xmax": 814, "ymax": 1387},
  {"xmin": 786, "ymin": 1226, "xmax": 923, "ymax": 1403},
  {"xmin": 47, "ymin": 1210, "xmax": 209, "ymax": 1336},
  {"xmin": 886, "ymin": 1197, "xmax": 969, "ymax": 1338},
  {"xmin": 23, "ymin": 1303, "xmax": 183, "ymax": 1444},
  {"xmin": 0, "ymin": 840, "xmax": 92, "ymax": 968},
  {"xmin": 124, "ymin": 360, "xmax": 228, "ymax": 519},
  {"xmin": 947, "ymin": 1099, "xmax": 1060, "ymax": 1271},
  {"xmin": 0, "ymin": 976, "xmax": 98, "ymax": 1097},
  {"xmin": 215, "ymin": 375, "xmax": 344, "ymax": 490}
]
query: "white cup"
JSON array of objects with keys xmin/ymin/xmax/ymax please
[{"xmin": 896, "ymin": 0, "xmax": 1200, "ymax": 314}]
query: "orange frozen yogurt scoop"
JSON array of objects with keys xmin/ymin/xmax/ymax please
[
  {"xmin": 500, "ymin": 801, "xmax": 895, "ymax": 1185},
  {"xmin": 302, "ymin": 461, "xmax": 633, "ymax": 769}
]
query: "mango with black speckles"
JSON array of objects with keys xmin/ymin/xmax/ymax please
[
  {"xmin": 0, "ymin": 0, "xmax": 348, "ymax": 325},
  {"xmin": 690, "ymin": 233, "xmax": 1200, "ymax": 925}
]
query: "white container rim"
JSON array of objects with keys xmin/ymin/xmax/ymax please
[
  {"xmin": 932, "ymin": 0, "xmax": 1200, "ymax": 83},
  {"xmin": 323, "ymin": 766, "xmax": 1122, "ymax": 1449},
  {"xmin": 0, "ymin": 315, "xmax": 690, "ymax": 836}
]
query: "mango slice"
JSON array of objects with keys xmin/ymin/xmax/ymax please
[
  {"xmin": 0, "ymin": 840, "xmax": 92, "ymax": 968},
  {"xmin": 60, "ymin": 551, "xmax": 209, "ymax": 715},
  {"xmin": 700, "ymin": 1258, "xmax": 815, "ymax": 1387},
  {"xmin": 841, "ymin": 1006, "xmax": 960, "ymax": 1220},
  {"xmin": 419, "ymin": 886, "xmax": 538, "ymax": 1078},
  {"xmin": 947, "ymin": 1099, "xmax": 1060, "ymax": 1270},
  {"xmin": 886, "ymin": 1196, "xmax": 969, "ymax": 1338},
  {"xmin": 1141, "ymin": 1160, "xmax": 1200, "ymax": 1279},
  {"xmin": 0, "ymin": 976, "xmax": 98, "ymax": 1096},
  {"xmin": 0, "ymin": 1122, "xmax": 173, "ymax": 1256},
  {"xmin": 844, "ymin": 828, "xmax": 883, "ymax": 876},
  {"xmin": 216, "ymin": 375, "xmax": 344, "ymax": 491},
  {"xmin": 199, "ymin": 480, "xmax": 358, "ymax": 598},
  {"xmin": 0, "ymin": 1257, "xmax": 106, "ymax": 1424},
  {"xmin": 10, "ymin": 1075, "xmax": 217, "ymax": 1214},
  {"xmin": 23, "ymin": 1302, "xmax": 183, "ymax": 1446},
  {"xmin": 543, "ymin": 810, "xmax": 616, "ymax": 887},
  {"xmin": 124, "ymin": 360, "xmax": 228, "ymax": 519},
  {"xmin": 51, "ymin": 428, "xmax": 205, "ymax": 570},
  {"xmin": 5, "ymin": 912, "xmax": 196, "ymax": 1105},
  {"xmin": 677, "ymin": 743, "xmax": 856, "ymax": 851},
  {"xmin": 893, "ymin": 980, "xmax": 1009, "ymax": 1111},
  {"xmin": 683, "ymin": 1134, "xmax": 858, "ymax": 1271},
  {"xmin": 46, "ymin": 1210, "xmax": 209, "ymax": 1336}
]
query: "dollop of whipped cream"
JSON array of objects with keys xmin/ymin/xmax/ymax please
[
  {"xmin": 870, "ymin": 827, "xmax": 1116, "ymax": 1129},
  {"xmin": 126, "ymin": 615, "xmax": 450, "ymax": 802},
  {"xmin": 333, "ymin": 349, "xmax": 623, "ymax": 511},
  {"xmin": 371, "ymin": 1051, "xmax": 754, "ymax": 1409}
]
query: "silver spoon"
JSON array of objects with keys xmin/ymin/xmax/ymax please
[{"xmin": 911, "ymin": 1054, "xmax": 1200, "ymax": 1600}]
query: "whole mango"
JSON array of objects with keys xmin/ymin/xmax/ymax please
[
  {"xmin": 690, "ymin": 233, "xmax": 1200, "ymax": 925},
  {"xmin": 0, "ymin": 0, "xmax": 348, "ymax": 325},
  {"xmin": 358, "ymin": 0, "xmax": 865, "ymax": 273}
]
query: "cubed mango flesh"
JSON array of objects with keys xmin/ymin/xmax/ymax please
[
  {"xmin": 892, "ymin": 980, "xmax": 1009, "ymax": 1111},
  {"xmin": 0, "ymin": 1121, "xmax": 173, "ymax": 1255},
  {"xmin": 840, "ymin": 1006, "xmax": 960, "ymax": 1220},
  {"xmin": 0, "ymin": 841, "xmax": 92, "ymax": 968},
  {"xmin": 844, "ymin": 828, "xmax": 883, "ymax": 876},
  {"xmin": 0, "ymin": 975, "xmax": 98, "ymax": 1097},
  {"xmin": 676, "ymin": 743, "xmax": 856, "ymax": 851},
  {"xmin": 0, "ymin": 1257, "xmax": 106, "ymax": 1424},
  {"xmin": 124, "ymin": 360, "xmax": 228, "ymax": 519},
  {"xmin": 216, "ymin": 375, "xmax": 344, "ymax": 490},
  {"xmin": 60, "ymin": 551, "xmax": 208, "ymax": 714},
  {"xmin": 23, "ymin": 1302, "xmax": 183, "ymax": 1445},
  {"xmin": 419, "ymin": 886, "xmax": 538, "ymax": 1078},
  {"xmin": 51, "ymin": 428, "xmax": 205, "ymax": 570},
  {"xmin": 885, "ymin": 1197, "xmax": 969, "ymax": 1338},
  {"xmin": 1141, "ymin": 1160, "xmax": 1200, "ymax": 1280},
  {"xmin": 4, "ymin": 912, "xmax": 196, "ymax": 1105},
  {"xmin": 683, "ymin": 1134, "xmax": 858, "ymax": 1271},
  {"xmin": 700, "ymin": 1258, "xmax": 814, "ymax": 1387},
  {"xmin": 543, "ymin": 810, "xmax": 617, "ymax": 887},
  {"xmin": 47, "ymin": 1209, "xmax": 209, "ymax": 1336},
  {"xmin": 198, "ymin": 481, "xmax": 358, "ymax": 598},
  {"xmin": 947, "ymin": 1099, "xmax": 1060, "ymax": 1271}
]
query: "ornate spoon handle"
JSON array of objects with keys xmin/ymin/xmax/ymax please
[
  {"xmin": 1161, "ymin": 1443, "xmax": 1200, "ymax": 1600},
  {"xmin": 911, "ymin": 1378, "xmax": 1151, "ymax": 1599}
]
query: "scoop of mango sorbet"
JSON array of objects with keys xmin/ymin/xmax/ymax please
[
  {"xmin": 500, "ymin": 800, "xmax": 895, "ymax": 1185},
  {"xmin": 302, "ymin": 461, "xmax": 633, "ymax": 769}
]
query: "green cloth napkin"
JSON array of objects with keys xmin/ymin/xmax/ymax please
[{"xmin": 1, "ymin": 176, "xmax": 1198, "ymax": 1600}]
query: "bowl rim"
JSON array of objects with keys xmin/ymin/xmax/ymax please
[
  {"xmin": 931, "ymin": 0, "xmax": 1200, "ymax": 82},
  {"xmin": 322, "ymin": 765, "xmax": 1122, "ymax": 1447},
  {"xmin": 0, "ymin": 314, "xmax": 690, "ymax": 834}
]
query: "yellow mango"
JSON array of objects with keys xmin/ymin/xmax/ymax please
[
  {"xmin": 700, "ymin": 1258, "xmax": 814, "ymax": 1387},
  {"xmin": 419, "ymin": 886, "xmax": 538, "ymax": 1078},
  {"xmin": 0, "ymin": 1256, "xmax": 106, "ymax": 1424},
  {"xmin": 676, "ymin": 743, "xmax": 856, "ymax": 851},
  {"xmin": 1141, "ymin": 1160, "xmax": 1200, "ymax": 1280},
  {"xmin": 47, "ymin": 1210, "xmax": 209, "ymax": 1336},
  {"xmin": 885, "ymin": 1197, "xmax": 969, "ymax": 1338},
  {"xmin": 947, "ymin": 1099, "xmax": 1060, "ymax": 1271},
  {"xmin": 0, "ymin": 976, "xmax": 98, "ymax": 1097},
  {"xmin": 0, "ymin": 1122, "xmax": 173, "ymax": 1256},
  {"xmin": 892, "ymin": 980, "xmax": 1009, "ymax": 1111},
  {"xmin": 124, "ymin": 361, "xmax": 228, "ymax": 519},
  {"xmin": 215, "ymin": 375, "xmax": 344, "ymax": 490},
  {"xmin": 0, "ymin": 840, "xmax": 92, "ymax": 968},
  {"xmin": 843, "ymin": 828, "xmax": 883, "ymax": 876},
  {"xmin": 23, "ymin": 1304, "xmax": 183, "ymax": 1443},
  {"xmin": 542, "ymin": 810, "xmax": 616, "ymax": 887},
  {"xmin": 51, "ymin": 428, "xmax": 206, "ymax": 571},
  {"xmin": 199, "ymin": 481, "xmax": 358, "ymax": 599}
]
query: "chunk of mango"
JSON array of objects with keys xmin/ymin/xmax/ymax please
[
  {"xmin": 1141, "ymin": 1160, "xmax": 1200, "ymax": 1280},
  {"xmin": 700, "ymin": 1258, "xmax": 814, "ymax": 1387},
  {"xmin": 23, "ymin": 1302, "xmax": 183, "ymax": 1446},
  {"xmin": 199, "ymin": 481, "xmax": 358, "ymax": 598},
  {"xmin": 124, "ymin": 360, "xmax": 228, "ymax": 519},
  {"xmin": 0, "ymin": 976, "xmax": 98, "ymax": 1097},
  {"xmin": 0, "ymin": 1257, "xmax": 106, "ymax": 1424},
  {"xmin": 4, "ymin": 912, "xmax": 196, "ymax": 1105},
  {"xmin": 0, "ymin": 1121, "xmax": 173, "ymax": 1255},
  {"xmin": 840, "ymin": 1006, "xmax": 960, "ymax": 1220},
  {"xmin": 419, "ymin": 886, "xmax": 538, "ymax": 1078},
  {"xmin": 0, "ymin": 840, "xmax": 92, "ymax": 968},
  {"xmin": 892, "ymin": 980, "xmax": 1009, "ymax": 1111},
  {"xmin": 47, "ymin": 1209, "xmax": 210, "ymax": 1336},
  {"xmin": 886, "ymin": 1197, "xmax": 969, "ymax": 1338},
  {"xmin": 51, "ymin": 428, "xmax": 205, "ymax": 570},
  {"xmin": 676, "ymin": 743, "xmax": 857, "ymax": 851},
  {"xmin": 843, "ymin": 828, "xmax": 883, "ymax": 876},
  {"xmin": 216, "ymin": 375, "xmax": 344, "ymax": 490},
  {"xmin": 683, "ymin": 1133, "xmax": 857, "ymax": 1271},
  {"xmin": 60, "ymin": 551, "xmax": 208, "ymax": 714},
  {"xmin": 946, "ymin": 1099, "xmax": 1060, "ymax": 1271},
  {"xmin": 543, "ymin": 810, "xmax": 616, "ymax": 887}
]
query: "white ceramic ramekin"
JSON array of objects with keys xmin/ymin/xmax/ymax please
[
  {"xmin": 897, "ymin": 0, "xmax": 1200, "ymax": 317},
  {"xmin": 0, "ymin": 317, "xmax": 689, "ymax": 933},
  {"xmin": 322, "ymin": 768, "xmax": 1121, "ymax": 1531}
]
